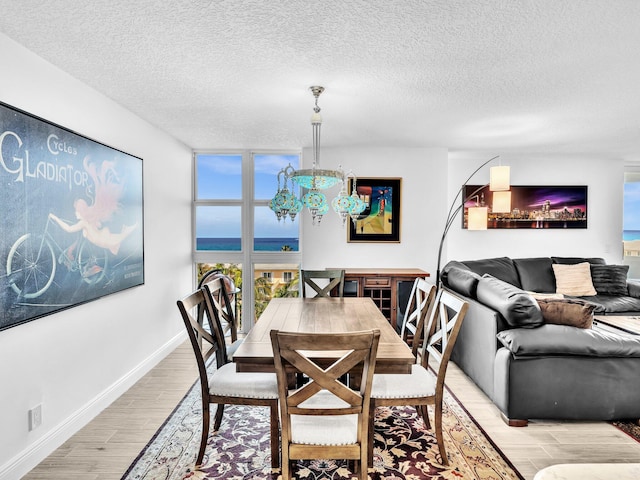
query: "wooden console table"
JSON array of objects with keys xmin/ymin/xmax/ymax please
[{"xmin": 329, "ymin": 268, "xmax": 430, "ymax": 330}]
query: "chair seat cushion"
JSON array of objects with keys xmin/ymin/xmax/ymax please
[
  {"xmin": 291, "ymin": 390, "xmax": 358, "ymax": 445},
  {"xmin": 209, "ymin": 362, "xmax": 278, "ymax": 399},
  {"xmin": 371, "ymin": 364, "xmax": 436, "ymax": 399}
]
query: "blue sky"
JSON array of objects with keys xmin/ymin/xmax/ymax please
[
  {"xmin": 624, "ymin": 182, "xmax": 640, "ymax": 230},
  {"xmin": 196, "ymin": 153, "xmax": 300, "ymax": 238}
]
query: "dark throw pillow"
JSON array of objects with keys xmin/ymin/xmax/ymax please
[
  {"xmin": 590, "ymin": 264, "xmax": 629, "ymax": 296},
  {"xmin": 513, "ymin": 257, "xmax": 556, "ymax": 293},
  {"xmin": 536, "ymin": 298, "xmax": 596, "ymax": 329}
]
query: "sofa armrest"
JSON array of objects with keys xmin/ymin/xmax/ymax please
[
  {"xmin": 627, "ymin": 280, "xmax": 640, "ymax": 298},
  {"xmin": 449, "ymin": 290, "xmax": 507, "ymax": 399},
  {"xmin": 476, "ymin": 274, "xmax": 544, "ymax": 328}
]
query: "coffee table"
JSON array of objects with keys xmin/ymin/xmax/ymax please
[{"xmin": 593, "ymin": 315, "xmax": 640, "ymax": 336}]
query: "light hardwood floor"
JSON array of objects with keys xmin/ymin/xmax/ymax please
[{"xmin": 23, "ymin": 340, "xmax": 640, "ymax": 480}]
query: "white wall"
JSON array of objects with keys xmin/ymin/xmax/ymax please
[
  {"xmin": 300, "ymin": 148, "xmax": 624, "ymax": 278},
  {"xmin": 0, "ymin": 34, "xmax": 193, "ymax": 479},
  {"xmin": 301, "ymin": 146, "xmax": 448, "ymax": 276},
  {"xmin": 445, "ymin": 153, "xmax": 624, "ymax": 265}
]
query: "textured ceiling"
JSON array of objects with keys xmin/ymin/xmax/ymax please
[{"xmin": 1, "ymin": 0, "xmax": 639, "ymax": 161}]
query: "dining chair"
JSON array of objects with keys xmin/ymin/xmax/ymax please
[
  {"xmin": 270, "ymin": 328, "xmax": 381, "ymax": 480},
  {"xmin": 298, "ymin": 268, "xmax": 348, "ymax": 386},
  {"xmin": 200, "ymin": 274, "xmax": 243, "ymax": 359},
  {"xmin": 177, "ymin": 285, "xmax": 280, "ymax": 469},
  {"xmin": 398, "ymin": 278, "xmax": 437, "ymax": 357},
  {"xmin": 301, "ymin": 269, "xmax": 345, "ymax": 298},
  {"xmin": 198, "ymin": 269, "xmax": 239, "ymax": 342},
  {"xmin": 368, "ymin": 289, "xmax": 469, "ymax": 467}
]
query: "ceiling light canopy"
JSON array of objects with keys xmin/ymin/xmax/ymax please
[{"xmin": 270, "ymin": 86, "xmax": 366, "ymax": 226}]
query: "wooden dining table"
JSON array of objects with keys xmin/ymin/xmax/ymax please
[{"xmin": 233, "ymin": 297, "xmax": 415, "ymax": 375}]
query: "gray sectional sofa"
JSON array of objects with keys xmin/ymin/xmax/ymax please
[{"xmin": 442, "ymin": 256, "xmax": 640, "ymax": 426}]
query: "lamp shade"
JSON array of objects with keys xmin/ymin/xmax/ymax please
[
  {"xmin": 467, "ymin": 206, "xmax": 488, "ymax": 230},
  {"xmin": 492, "ymin": 191, "xmax": 512, "ymax": 213},
  {"xmin": 489, "ymin": 166, "xmax": 510, "ymax": 191}
]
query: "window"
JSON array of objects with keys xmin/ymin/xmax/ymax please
[
  {"xmin": 195, "ymin": 154, "xmax": 243, "ymax": 251},
  {"xmin": 254, "ymin": 154, "xmax": 300, "ymax": 252},
  {"xmin": 623, "ymin": 170, "xmax": 640, "ymax": 279},
  {"xmin": 283, "ymin": 271, "xmax": 293, "ymax": 282},
  {"xmin": 194, "ymin": 151, "xmax": 302, "ymax": 330}
]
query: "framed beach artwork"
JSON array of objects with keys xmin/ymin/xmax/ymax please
[
  {"xmin": 347, "ymin": 177, "xmax": 401, "ymax": 243},
  {"xmin": 462, "ymin": 185, "xmax": 587, "ymax": 229},
  {"xmin": 0, "ymin": 102, "xmax": 144, "ymax": 331}
]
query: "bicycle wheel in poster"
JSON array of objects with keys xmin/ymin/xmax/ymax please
[{"xmin": 6, "ymin": 233, "xmax": 56, "ymax": 298}]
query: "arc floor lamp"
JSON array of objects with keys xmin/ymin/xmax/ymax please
[{"xmin": 435, "ymin": 156, "xmax": 511, "ymax": 287}]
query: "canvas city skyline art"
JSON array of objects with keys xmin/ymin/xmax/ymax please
[{"xmin": 463, "ymin": 185, "xmax": 587, "ymax": 229}]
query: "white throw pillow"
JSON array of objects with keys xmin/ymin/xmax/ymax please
[{"xmin": 552, "ymin": 262, "xmax": 597, "ymax": 296}]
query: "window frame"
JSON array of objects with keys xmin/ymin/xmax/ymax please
[{"xmin": 193, "ymin": 149, "xmax": 302, "ymax": 331}]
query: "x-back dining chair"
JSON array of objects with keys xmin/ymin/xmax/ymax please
[
  {"xmin": 368, "ymin": 288, "xmax": 469, "ymax": 467},
  {"xmin": 177, "ymin": 284, "xmax": 280, "ymax": 469},
  {"xmin": 271, "ymin": 329, "xmax": 380, "ymax": 480},
  {"xmin": 200, "ymin": 274, "xmax": 243, "ymax": 359},
  {"xmin": 198, "ymin": 269, "xmax": 239, "ymax": 341},
  {"xmin": 398, "ymin": 278, "xmax": 437, "ymax": 357},
  {"xmin": 301, "ymin": 269, "xmax": 345, "ymax": 298}
]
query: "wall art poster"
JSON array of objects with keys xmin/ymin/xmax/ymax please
[
  {"xmin": 463, "ymin": 185, "xmax": 587, "ymax": 229},
  {"xmin": 0, "ymin": 102, "xmax": 144, "ymax": 331},
  {"xmin": 347, "ymin": 177, "xmax": 401, "ymax": 242}
]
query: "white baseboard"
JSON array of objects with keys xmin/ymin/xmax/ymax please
[{"xmin": 0, "ymin": 331, "xmax": 186, "ymax": 480}]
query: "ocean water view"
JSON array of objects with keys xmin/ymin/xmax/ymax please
[
  {"xmin": 624, "ymin": 230, "xmax": 640, "ymax": 241},
  {"xmin": 197, "ymin": 237, "xmax": 299, "ymax": 251}
]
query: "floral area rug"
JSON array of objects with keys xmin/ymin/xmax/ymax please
[
  {"xmin": 612, "ymin": 420, "xmax": 640, "ymax": 443},
  {"xmin": 122, "ymin": 381, "xmax": 523, "ymax": 480}
]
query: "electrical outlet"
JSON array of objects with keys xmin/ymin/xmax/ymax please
[{"xmin": 28, "ymin": 404, "xmax": 42, "ymax": 431}]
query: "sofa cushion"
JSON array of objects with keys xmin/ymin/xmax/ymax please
[
  {"xmin": 476, "ymin": 274, "xmax": 543, "ymax": 328},
  {"xmin": 551, "ymin": 256, "xmax": 606, "ymax": 265},
  {"xmin": 442, "ymin": 266, "xmax": 481, "ymax": 298},
  {"xmin": 497, "ymin": 324, "xmax": 640, "ymax": 357},
  {"xmin": 628, "ymin": 280, "xmax": 640, "ymax": 298},
  {"xmin": 513, "ymin": 257, "xmax": 556, "ymax": 293},
  {"xmin": 536, "ymin": 298, "xmax": 595, "ymax": 329},
  {"xmin": 590, "ymin": 264, "xmax": 629, "ymax": 295},
  {"xmin": 552, "ymin": 262, "xmax": 597, "ymax": 296},
  {"xmin": 576, "ymin": 294, "xmax": 640, "ymax": 314},
  {"xmin": 460, "ymin": 257, "xmax": 521, "ymax": 287}
]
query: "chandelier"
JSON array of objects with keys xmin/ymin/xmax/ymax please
[{"xmin": 270, "ymin": 86, "xmax": 367, "ymax": 226}]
